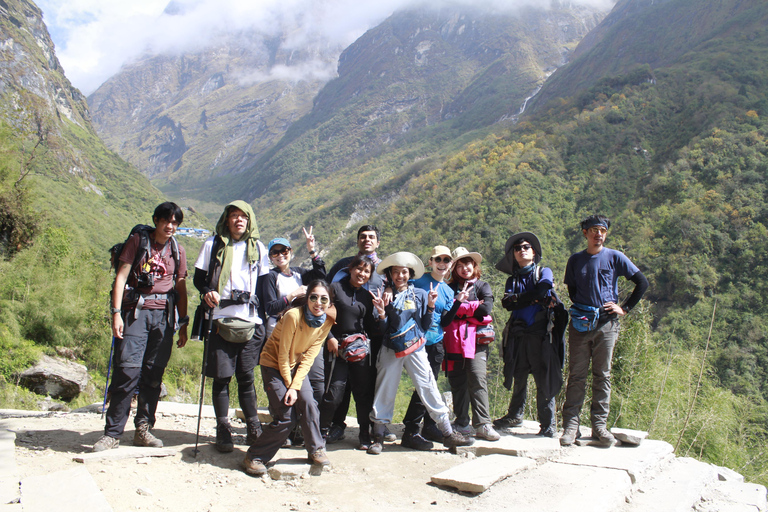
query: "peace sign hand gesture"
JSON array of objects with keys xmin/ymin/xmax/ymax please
[
  {"xmin": 455, "ymin": 282, "xmax": 471, "ymax": 303},
  {"xmin": 303, "ymin": 226, "xmax": 316, "ymax": 254},
  {"xmin": 428, "ymin": 282, "xmax": 438, "ymax": 309},
  {"xmin": 370, "ymin": 287, "xmax": 388, "ymax": 317}
]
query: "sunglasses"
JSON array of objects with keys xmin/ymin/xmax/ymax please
[
  {"xmin": 269, "ymin": 247, "xmax": 291, "ymax": 256},
  {"xmin": 587, "ymin": 226, "xmax": 608, "ymax": 234},
  {"xmin": 308, "ymin": 294, "xmax": 330, "ymax": 305},
  {"xmin": 513, "ymin": 244, "xmax": 533, "ymax": 252},
  {"xmin": 432, "ymin": 256, "xmax": 452, "ymax": 263}
]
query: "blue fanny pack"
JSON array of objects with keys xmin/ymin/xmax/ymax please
[{"xmin": 569, "ymin": 303, "xmax": 600, "ymax": 333}]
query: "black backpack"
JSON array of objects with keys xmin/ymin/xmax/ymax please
[{"xmin": 109, "ymin": 224, "xmax": 180, "ymax": 285}]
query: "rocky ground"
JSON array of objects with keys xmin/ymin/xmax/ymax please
[{"xmin": 2, "ymin": 403, "xmax": 766, "ymax": 512}]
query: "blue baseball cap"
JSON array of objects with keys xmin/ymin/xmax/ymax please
[{"xmin": 268, "ymin": 238, "xmax": 291, "ymax": 252}]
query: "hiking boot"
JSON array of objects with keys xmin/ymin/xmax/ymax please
[
  {"xmin": 451, "ymin": 423, "xmax": 473, "ymax": 437},
  {"xmin": 475, "ymin": 424, "xmax": 500, "ymax": 441},
  {"xmin": 560, "ymin": 428, "xmax": 578, "ymax": 447},
  {"xmin": 422, "ymin": 423, "xmax": 444, "ymax": 443},
  {"xmin": 134, "ymin": 422, "xmax": 163, "ymax": 448},
  {"xmin": 326, "ymin": 424, "xmax": 346, "ymax": 444},
  {"xmin": 493, "ymin": 416, "xmax": 523, "ymax": 430},
  {"xmin": 242, "ymin": 455, "xmax": 267, "ymax": 476},
  {"xmin": 367, "ymin": 435, "xmax": 384, "ymax": 455},
  {"xmin": 382, "ymin": 425, "xmax": 397, "ymax": 443},
  {"xmin": 593, "ymin": 427, "xmax": 616, "ymax": 446},
  {"xmin": 538, "ymin": 427, "xmax": 556, "ymax": 438},
  {"xmin": 92, "ymin": 435, "xmax": 119, "ymax": 452},
  {"xmin": 245, "ymin": 417, "xmax": 262, "ymax": 446},
  {"xmin": 401, "ymin": 431, "xmax": 433, "ymax": 451},
  {"xmin": 215, "ymin": 422, "xmax": 234, "ymax": 453},
  {"xmin": 357, "ymin": 431, "xmax": 372, "ymax": 451},
  {"xmin": 308, "ymin": 449, "xmax": 331, "ymax": 467},
  {"xmin": 443, "ymin": 430, "xmax": 474, "ymax": 448}
]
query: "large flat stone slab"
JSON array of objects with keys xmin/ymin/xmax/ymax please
[
  {"xmin": 431, "ymin": 454, "xmax": 535, "ymax": 493},
  {"xmin": 696, "ymin": 480, "xmax": 768, "ymax": 512},
  {"xmin": 455, "ymin": 432, "xmax": 561, "ymax": 460},
  {"xmin": 20, "ymin": 466, "xmax": 112, "ymax": 511},
  {"xmin": 556, "ymin": 439, "xmax": 674, "ymax": 484},
  {"xmin": 73, "ymin": 447, "xmax": 177, "ymax": 463},
  {"xmin": 623, "ymin": 457, "xmax": 717, "ymax": 512},
  {"xmin": 475, "ymin": 459, "xmax": 633, "ymax": 512},
  {"xmin": 0, "ymin": 426, "xmax": 19, "ymax": 505}
]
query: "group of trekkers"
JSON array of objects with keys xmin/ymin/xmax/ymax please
[{"xmin": 94, "ymin": 200, "xmax": 648, "ymax": 478}]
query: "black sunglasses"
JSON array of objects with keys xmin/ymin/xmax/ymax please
[
  {"xmin": 432, "ymin": 256, "xmax": 452, "ymax": 263},
  {"xmin": 513, "ymin": 244, "xmax": 533, "ymax": 252},
  {"xmin": 270, "ymin": 247, "xmax": 291, "ymax": 256}
]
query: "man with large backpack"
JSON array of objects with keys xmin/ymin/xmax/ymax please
[
  {"xmin": 560, "ymin": 215, "xmax": 648, "ymax": 447},
  {"xmin": 193, "ymin": 201, "xmax": 269, "ymax": 453},
  {"xmin": 94, "ymin": 202, "xmax": 189, "ymax": 452}
]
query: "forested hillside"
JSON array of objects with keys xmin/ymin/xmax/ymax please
[
  {"xmin": 2, "ymin": 0, "xmax": 768, "ymax": 487},
  {"xmin": 246, "ymin": 0, "xmax": 768, "ymax": 483},
  {"xmin": 0, "ymin": 0, "xmax": 205, "ymax": 408}
]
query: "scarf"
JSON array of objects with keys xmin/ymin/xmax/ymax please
[
  {"xmin": 516, "ymin": 262, "xmax": 536, "ymax": 276},
  {"xmin": 304, "ymin": 305, "xmax": 326, "ymax": 328},
  {"xmin": 392, "ymin": 283, "xmax": 415, "ymax": 311},
  {"xmin": 214, "ymin": 200, "xmax": 261, "ymax": 294}
]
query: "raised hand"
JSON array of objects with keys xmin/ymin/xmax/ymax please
[
  {"xmin": 455, "ymin": 282, "xmax": 471, "ymax": 303},
  {"xmin": 303, "ymin": 226, "xmax": 316, "ymax": 253},
  {"xmin": 428, "ymin": 282, "xmax": 438, "ymax": 309},
  {"xmin": 370, "ymin": 287, "xmax": 388, "ymax": 316}
]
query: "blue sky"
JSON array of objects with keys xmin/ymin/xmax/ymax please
[{"xmin": 35, "ymin": 0, "xmax": 615, "ymax": 95}]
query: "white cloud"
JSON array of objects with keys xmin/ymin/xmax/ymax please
[{"xmin": 36, "ymin": 0, "xmax": 616, "ymax": 95}]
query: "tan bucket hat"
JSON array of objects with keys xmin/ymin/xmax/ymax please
[{"xmin": 376, "ymin": 251, "xmax": 425, "ymax": 279}]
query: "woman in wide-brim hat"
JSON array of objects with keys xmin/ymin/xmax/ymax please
[
  {"xmin": 493, "ymin": 232, "xmax": 563, "ymax": 438},
  {"xmin": 440, "ymin": 246, "xmax": 499, "ymax": 441},
  {"xmin": 367, "ymin": 252, "xmax": 474, "ymax": 454}
]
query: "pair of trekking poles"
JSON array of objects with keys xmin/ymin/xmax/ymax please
[{"xmin": 101, "ymin": 305, "xmax": 214, "ymax": 458}]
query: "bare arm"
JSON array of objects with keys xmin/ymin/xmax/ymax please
[{"xmin": 111, "ymin": 262, "xmax": 131, "ymax": 339}]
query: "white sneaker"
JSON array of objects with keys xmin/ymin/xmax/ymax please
[{"xmin": 475, "ymin": 424, "xmax": 500, "ymax": 441}]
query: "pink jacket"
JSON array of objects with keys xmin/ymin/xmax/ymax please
[{"xmin": 443, "ymin": 301, "xmax": 482, "ymax": 365}]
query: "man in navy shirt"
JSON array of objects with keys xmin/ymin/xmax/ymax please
[{"xmin": 560, "ymin": 215, "xmax": 648, "ymax": 447}]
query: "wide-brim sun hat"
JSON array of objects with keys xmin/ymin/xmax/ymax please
[
  {"xmin": 451, "ymin": 247, "xmax": 482, "ymax": 266},
  {"xmin": 495, "ymin": 232, "xmax": 542, "ymax": 275},
  {"xmin": 377, "ymin": 251, "xmax": 425, "ymax": 279}
]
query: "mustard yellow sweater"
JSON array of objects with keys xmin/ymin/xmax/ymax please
[{"xmin": 259, "ymin": 307, "xmax": 335, "ymax": 391}]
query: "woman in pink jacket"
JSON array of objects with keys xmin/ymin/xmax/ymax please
[{"xmin": 441, "ymin": 247, "xmax": 500, "ymax": 441}]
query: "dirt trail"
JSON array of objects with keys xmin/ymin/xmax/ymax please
[{"xmin": 4, "ymin": 408, "xmax": 481, "ymax": 512}]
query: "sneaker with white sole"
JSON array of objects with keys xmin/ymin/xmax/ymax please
[{"xmin": 475, "ymin": 424, "xmax": 500, "ymax": 441}]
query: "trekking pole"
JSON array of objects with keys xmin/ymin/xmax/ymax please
[
  {"xmin": 193, "ymin": 306, "xmax": 214, "ymax": 457},
  {"xmin": 101, "ymin": 336, "xmax": 116, "ymax": 420}
]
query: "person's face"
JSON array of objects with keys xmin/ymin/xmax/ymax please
[
  {"xmin": 349, "ymin": 263, "xmax": 372, "ymax": 288},
  {"xmin": 357, "ymin": 230, "xmax": 379, "ymax": 255},
  {"xmin": 269, "ymin": 245, "xmax": 292, "ymax": 269},
  {"xmin": 307, "ymin": 287, "xmax": 331, "ymax": 316},
  {"xmin": 390, "ymin": 266, "xmax": 411, "ymax": 290},
  {"xmin": 583, "ymin": 225, "xmax": 607, "ymax": 248},
  {"xmin": 227, "ymin": 208, "xmax": 248, "ymax": 241},
  {"xmin": 455, "ymin": 258, "xmax": 475, "ymax": 281},
  {"xmin": 513, "ymin": 240, "xmax": 535, "ymax": 267},
  {"xmin": 153, "ymin": 217, "xmax": 179, "ymax": 242},
  {"xmin": 430, "ymin": 254, "xmax": 452, "ymax": 280}
]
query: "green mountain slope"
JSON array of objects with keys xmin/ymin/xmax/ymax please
[
  {"xmin": 227, "ymin": 4, "xmax": 605, "ymax": 236},
  {"xmin": 0, "ymin": 0, "xmax": 205, "ymax": 407}
]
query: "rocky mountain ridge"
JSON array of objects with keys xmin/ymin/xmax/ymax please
[{"xmin": 87, "ymin": 3, "xmax": 607, "ymax": 212}]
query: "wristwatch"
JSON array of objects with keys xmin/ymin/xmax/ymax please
[{"xmin": 110, "ymin": 307, "xmax": 121, "ymax": 315}]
